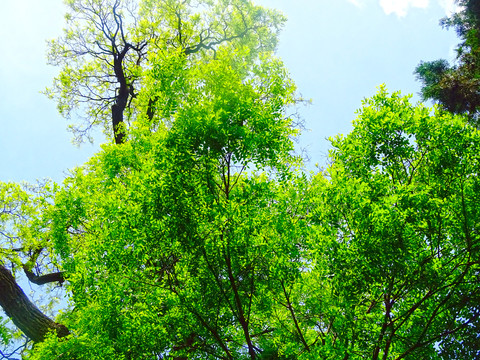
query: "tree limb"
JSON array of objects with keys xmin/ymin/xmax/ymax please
[
  {"xmin": 22, "ymin": 266, "xmax": 65, "ymax": 286},
  {"xmin": 0, "ymin": 264, "xmax": 69, "ymax": 343}
]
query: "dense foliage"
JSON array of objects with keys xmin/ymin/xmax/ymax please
[
  {"xmin": 31, "ymin": 43, "xmax": 305, "ymax": 359},
  {"xmin": 415, "ymin": 0, "xmax": 480, "ymax": 124},
  {"xmin": 1, "ymin": 1, "xmax": 480, "ymax": 359},
  {"xmin": 311, "ymin": 87, "xmax": 480, "ymax": 359},
  {"xmin": 45, "ymin": 0, "xmax": 285, "ymax": 144}
]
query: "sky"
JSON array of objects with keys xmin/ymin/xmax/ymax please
[{"xmin": 0, "ymin": 0, "xmax": 460, "ymax": 183}]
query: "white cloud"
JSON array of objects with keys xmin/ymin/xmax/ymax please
[
  {"xmin": 347, "ymin": 0, "xmax": 461, "ymax": 17},
  {"xmin": 437, "ymin": 0, "xmax": 461, "ymax": 15},
  {"xmin": 379, "ymin": 0, "xmax": 429, "ymax": 17}
]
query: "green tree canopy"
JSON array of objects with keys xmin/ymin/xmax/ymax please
[
  {"xmin": 18, "ymin": 85, "xmax": 480, "ymax": 359},
  {"xmin": 307, "ymin": 86, "xmax": 480, "ymax": 359},
  {"xmin": 46, "ymin": 0, "xmax": 285, "ymax": 144},
  {"xmin": 1, "ymin": 1, "xmax": 480, "ymax": 359},
  {"xmin": 30, "ymin": 33, "xmax": 306, "ymax": 359},
  {"xmin": 415, "ymin": 0, "xmax": 480, "ymax": 125},
  {"xmin": 1, "ymin": 0, "xmax": 292, "ymax": 358}
]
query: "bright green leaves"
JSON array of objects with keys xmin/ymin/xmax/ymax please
[
  {"xmin": 137, "ymin": 48, "xmax": 188, "ymax": 125},
  {"xmin": 30, "ymin": 3, "xmax": 480, "ymax": 358},
  {"xmin": 310, "ymin": 87, "xmax": 480, "ymax": 358},
  {"xmin": 36, "ymin": 151, "xmax": 309, "ymax": 359},
  {"xmin": 29, "ymin": 82, "xmax": 480, "ymax": 359},
  {"xmin": 143, "ymin": 46, "xmax": 299, "ymax": 172},
  {"xmin": 33, "ymin": 38, "xmax": 305, "ymax": 356},
  {"xmin": 47, "ymin": 0, "xmax": 286, "ymax": 144},
  {"xmin": 9, "ymin": 0, "xmax": 480, "ymax": 358},
  {"xmin": 0, "ymin": 181, "xmax": 57, "ymax": 269},
  {"xmin": 0, "ymin": 183, "xmax": 30, "ymax": 248},
  {"xmin": 331, "ymin": 86, "xmax": 421, "ymax": 181}
]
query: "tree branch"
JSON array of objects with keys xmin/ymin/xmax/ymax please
[
  {"xmin": 22, "ymin": 266, "xmax": 65, "ymax": 286},
  {"xmin": 0, "ymin": 264, "xmax": 69, "ymax": 343}
]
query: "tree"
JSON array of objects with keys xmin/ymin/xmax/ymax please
[
  {"xmin": 28, "ymin": 38, "xmax": 305, "ymax": 359},
  {"xmin": 0, "ymin": 0, "xmax": 288, "ymax": 358},
  {"xmin": 414, "ymin": 0, "xmax": 480, "ymax": 125},
  {"xmin": 305, "ymin": 87, "xmax": 480, "ymax": 359},
  {"xmin": 0, "ymin": 182, "xmax": 69, "ymax": 356},
  {"xmin": 10, "ymin": 78, "xmax": 480, "ymax": 359},
  {"xmin": 46, "ymin": 0, "xmax": 285, "ymax": 144},
  {"xmin": 3, "ymin": 1, "xmax": 480, "ymax": 358}
]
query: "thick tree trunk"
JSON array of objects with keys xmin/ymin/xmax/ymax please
[
  {"xmin": 112, "ymin": 103, "xmax": 126, "ymax": 145},
  {"xmin": 111, "ymin": 46, "xmax": 131, "ymax": 145},
  {"xmin": 0, "ymin": 264, "xmax": 69, "ymax": 343}
]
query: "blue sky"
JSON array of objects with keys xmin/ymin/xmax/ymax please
[{"xmin": 0, "ymin": 0, "xmax": 459, "ymax": 183}]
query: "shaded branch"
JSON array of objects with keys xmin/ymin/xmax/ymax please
[
  {"xmin": 0, "ymin": 264, "xmax": 69, "ymax": 343},
  {"xmin": 22, "ymin": 266, "xmax": 65, "ymax": 286}
]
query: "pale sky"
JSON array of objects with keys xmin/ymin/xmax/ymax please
[
  {"xmin": 0, "ymin": 0, "xmax": 459, "ymax": 183},
  {"xmin": 349, "ymin": 0, "xmax": 459, "ymax": 16}
]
